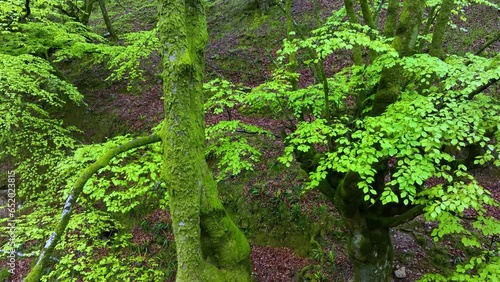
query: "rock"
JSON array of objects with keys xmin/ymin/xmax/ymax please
[{"xmin": 395, "ymin": 266, "xmax": 407, "ymax": 279}]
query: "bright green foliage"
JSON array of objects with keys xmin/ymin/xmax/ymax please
[
  {"xmin": 2, "ymin": 134, "xmax": 166, "ymax": 281},
  {"xmin": 206, "ymin": 120, "xmax": 273, "ymax": 181},
  {"xmin": 55, "ymin": 135, "xmax": 166, "ymax": 212},
  {"xmin": 1, "ymin": 2, "xmax": 165, "ymax": 279},
  {"xmin": 208, "ymin": 4, "xmax": 500, "ymax": 280},
  {"xmin": 54, "ymin": 29, "xmax": 160, "ymax": 84},
  {"xmin": 204, "ymin": 78, "xmax": 245, "ymax": 115},
  {"xmin": 0, "ymin": 53, "xmax": 82, "ymax": 200}
]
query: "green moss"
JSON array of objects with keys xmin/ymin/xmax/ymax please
[{"xmin": 0, "ymin": 268, "xmax": 10, "ymax": 281}]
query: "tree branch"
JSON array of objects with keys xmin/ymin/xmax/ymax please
[
  {"xmin": 344, "ymin": 0, "xmax": 363, "ymax": 65},
  {"xmin": 369, "ymin": 205, "xmax": 424, "ymax": 228},
  {"xmin": 23, "ymin": 133, "xmax": 161, "ymax": 282},
  {"xmin": 359, "ymin": 0, "xmax": 375, "ymax": 29},
  {"xmin": 467, "ymin": 77, "xmax": 499, "ymax": 100},
  {"xmin": 383, "ymin": 0, "xmax": 399, "ymax": 37},
  {"xmin": 475, "ymin": 31, "xmax": 500, "ymax": 56}
]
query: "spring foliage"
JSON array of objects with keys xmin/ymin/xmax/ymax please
[
  {"xmin": 204, "ymin": 2, "xmax": 500, "ymax": 280},
  {"xmin": 1, "ymin": 0, "xmax": 499, "ymax": 280},
  {"xmin": 1, "ymin": 0, "xmax": 165, "ymax": 280}
]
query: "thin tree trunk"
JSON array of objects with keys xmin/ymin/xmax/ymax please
[
  {"xmin": 359, "ymin": 0, "xmax": 375, "ymax": 29},
  {"xmin": 429, "ymin": 0, "xmax": 454, "ymax": 58},
  {"xmin": 343, "ymin": 0, "xmax": 363, "ymax": 65},
  {"xmin": 99, "ymin": 0, "xmax": 117, "ymax": 40},
  {"xmin": 285, "ymin": 0, "xmax": 298, "ymax": 90}
]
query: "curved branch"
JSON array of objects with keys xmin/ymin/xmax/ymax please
[
  {"xmin": 23, "ymin": 133, "xmax": 161, "ymax": 282},
  {"xmin": 385, "ymin": 205, "xmax": 424, "ymax": 227},
  {"xmin": 368, "ymin": 205, "xmax": 424, "ymax": 228}
]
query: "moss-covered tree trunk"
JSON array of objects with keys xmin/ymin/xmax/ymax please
[
  {"xmin": 98, "ymin": 0, "xmax": 117, "ymax": 40},
  {"xmin": 429, "ymin": 0, "xmax": 454, "ymax": 58},
  {"xmin": 158, "ymin": 0, "xmax": 251, "ymax": 281},
  {"xmin": 331, "ymin": 172, "xmax": 392, "ymax": 282},
  {"xmin": 347, "ymin": 219, "xmax": 393, "ymax": 282},
  {"xmin": 370, "ymin": 0, "xmax": 425, "ymax": 116}
]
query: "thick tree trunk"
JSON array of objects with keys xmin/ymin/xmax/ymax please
[
  {"xmin": 158, "ymin": 1, "xmax": 251, "ymax": 281},
  {"xmin": 348, "ymin": 221, "xmax": 393, "ymax": 282},
  {"xmin": 332, "ymin": 173, "xmax": 394, "ymax": 282},
  {"xmin": 200, "ymin": 163, "xmax": 251, "ymax": 279}
]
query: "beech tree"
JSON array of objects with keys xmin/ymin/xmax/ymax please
[
  {"xmin": 157, "ymin": 0, "xmax": 251, "ymax": 280},
  {"xmin": 206, "ymin": 0, "xmax": 500, "ymax": 281},
  {"xmin": 21, "ymin": 0, "xmax": 251, "ymax": 281}
]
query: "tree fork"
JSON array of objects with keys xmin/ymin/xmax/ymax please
[
  {"xmin": 370, "ymin": 0, "xmax": 426, "ymax": 116},
  {"xmin": 23, "ymin": 133, "xmax": 161, "ymax": 282}
]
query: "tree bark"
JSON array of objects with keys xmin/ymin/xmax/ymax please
[
  {"xmin": 343, "ymin": 0, "xmax": 363, "ymax": 65},
  {"xmin": 370, "ymin": 0, "xmax": 426, "ymax": 116},
  {"xmin": 158, "ymin": 0, "xmax": 251, "ymax": 281},
  {"xmin": 332, "ymin": 172, "xmax": 396, "ymax": 282},
  {"xmin": 358, "ymin": 0, "xmax": 377, "ymax": 62},
  {"xmin": 383, "ymin": 0, "xmax": 399, "ymax": 37},
  {"xmin": 348, "ymin": 222, "xmax": 393, "ymax": 282},
  {"xmin": 99, "ymin": 0, "xmax": 117, "ymax": 40},
  {"xmin": 429, "ymin": 0, "xmax": 454, "ymax": 58},
  {"xmin": 199, "ymin": 163, "xmax": 251, "ymax": 277}
]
